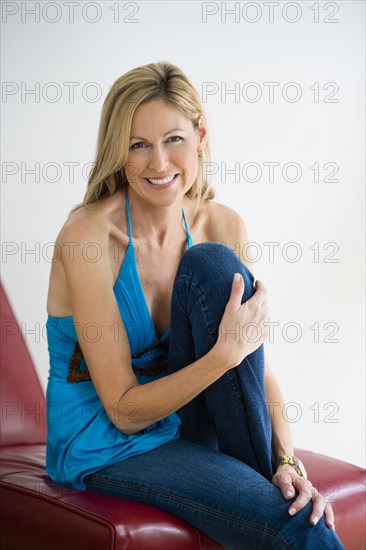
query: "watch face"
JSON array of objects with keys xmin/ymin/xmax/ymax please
[{"xmin": 295, "ymin": 458, "xmax": 307, "ymax": 478}]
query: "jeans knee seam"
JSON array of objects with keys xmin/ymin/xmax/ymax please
[
  {"xmin": 225, "ymin": 370, "xmax": 248, "ymax": 419},
  {"xmin": 179, "ymin": 274, "xmax": 217, "ymax": 347}
]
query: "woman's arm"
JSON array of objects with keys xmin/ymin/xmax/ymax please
[
  {"xmin": 264, "ymin": 354, "xmax": 294, "ymax": 458},
  {"xmin": 60, "ymin": 219, "xmax": 265, "ymax": 435}
]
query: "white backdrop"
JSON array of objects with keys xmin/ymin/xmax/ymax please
[{"xmin": 1, "ymin": 0, "xmax": 365, "ymax": 469}]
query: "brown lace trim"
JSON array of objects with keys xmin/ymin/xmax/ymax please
[
  {"xmin": 67, "ymin": 340, "xmax": 168, "ymax": 382},
  {"xmin": 131, "ymin": 340, "xmax": 168, "ymax": 358},
  {"xmin": 132, "ymin": 355, "xmax": 168, "ymax": 377},
  {"xmin": 131, "ymin": 340, "xmax": 169, "ymax": 377},
  {"xmin": 67, "ymin": 342, "xmax": 91, "ymax": 383}
]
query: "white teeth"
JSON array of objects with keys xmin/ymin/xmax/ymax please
[{"xmin": 147, "ymin": 174, "xmax": 176, "ymax": 185}]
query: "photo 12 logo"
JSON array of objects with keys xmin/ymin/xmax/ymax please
[
  {"xmin": 1, "ymin": 1, "xmax": 140, "ymax": 24},
  {"xmin": 201, "ymin": 81, "xmax": 340, "ymax": 103},
  {"xmin": 201, "ymin": 2, "xmax": 340, "ymax": 24}
]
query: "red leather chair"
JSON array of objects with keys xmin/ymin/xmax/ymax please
[{"xmin": 1, "ymin": 283, "xmax": 365, "ymax": 549}]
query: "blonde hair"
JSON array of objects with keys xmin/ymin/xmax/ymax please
[{"xmin": 70, "ymin": 60, "xmax": 216, "ymax": 217}]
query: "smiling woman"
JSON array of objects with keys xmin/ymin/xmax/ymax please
[
  {"xmin": 124, "ymin": 98, "xmax": 205, "ymax": 198},
  {"xmin": 45, "ymin": 61, "xmax": 345, "ymax": 550},
  {"xmin": 68, "ymin": 62, "xmax": 215, "ymax": 218}
]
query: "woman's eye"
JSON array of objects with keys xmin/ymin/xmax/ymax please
[
  {"xmin": 130, "ymin": 142, "xmax": 145, "ymax": 150},
  {"xmin": 130, "ymin": 136, "xmax": 184, "ymax": 150},
  {"xmin": 168, "ymin": 136, "xmax": 184, "ymax": 143}
]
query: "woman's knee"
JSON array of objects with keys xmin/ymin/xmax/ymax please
[{"xmin": 179, "ymin": 242, "xmax": 255, "ymax": 300}]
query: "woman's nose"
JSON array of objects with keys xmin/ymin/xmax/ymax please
[{"xmin": 148, "ymin": 145, "xmax": 170, "ymax": 172}]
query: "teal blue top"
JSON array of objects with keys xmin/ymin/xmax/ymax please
[{"xmin": 45, "ymin": 189, "xmax": 194, "ymax": 489}]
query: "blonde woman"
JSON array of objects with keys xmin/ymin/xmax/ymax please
[{"xmin": 46, "ymin": 61, "xmax": 345, "ymax": 549}]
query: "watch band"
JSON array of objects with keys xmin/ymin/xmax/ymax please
[{"xmin": 275, "ymin": 455, "xmax": 307, "ymax": 479}]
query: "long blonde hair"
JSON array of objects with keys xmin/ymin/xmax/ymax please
[{"xmin": 70, "ymin": 61, "xmax": 216, "ymax": 217}]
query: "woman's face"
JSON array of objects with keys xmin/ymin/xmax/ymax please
[{"xmin": 124, "ymin": 98, "xmax": 206, "ymax": 205}]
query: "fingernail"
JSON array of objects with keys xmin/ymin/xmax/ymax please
[
  {"xmin": 330, "ymin": 523, "xmax": 336, "ymax": 531},
  {"xmin": 234, "ymin": 273, "xmax": 241, "ymax": 282},
  {"xmin": 312, "ymin": 516, "xmax": 319, "ymax": 525},
  {"xmin": 286, "ymin": 490, "xmax": 293, "ymax": 498},
  {"xmin": 289, "ymin": 507, "xmax": 297, "ymax": 516}
]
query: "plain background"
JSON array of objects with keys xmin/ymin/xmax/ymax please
[{"xmin": 1, "ymin": 1, "xmax": 365, "ymax": 469}]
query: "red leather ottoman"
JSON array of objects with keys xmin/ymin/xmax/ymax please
[{"xmin": 1, "ymin": 283, "xmax": 365, "ymax": 549}]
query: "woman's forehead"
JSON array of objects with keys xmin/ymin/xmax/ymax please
[{"xmin": 130, "ymin": 100, "xmax": 192, "ymax": 136}]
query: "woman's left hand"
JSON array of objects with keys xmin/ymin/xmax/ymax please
[{"xmin": 272, "ymin": 464, "xmax": 336, "ymax": 531}]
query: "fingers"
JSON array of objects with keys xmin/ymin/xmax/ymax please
[
  {"xmin": 229, "ymin": 275, "xmax": 267, "ymax": 311},
  {"xmin": 287, "ymin": 477, "xmax": 315, "ymax": 518},
  {"xmin": 324, "ymin": 502, "xmax": 336, "ymax": 532},
  {"xmin": 250, "ymin": 279, "xmax": 268, "ymax": 310},
  {"xmin": 228, "ymin": 273, "xmax": 245, "ymax": 311},
  {"xmin": 273, "ymin": 472, "xmax": 337, "ymax": 531},
  {"xmin": 233, "ymin": 273, "xmax": 244, "ymax": 290},
  {"xmin": 272, "ymin": 471, "xmax": 296, "ymax": 500},
  {"xmin": 254, "ymin": 279, "xmax": 267, "ymax": 296},
  {"xmin": 287, "ymin": 478, "xmax": 336, "ymax": 530},
  {"xmin": 308, "ymin": 491, "xmax": 336, "ymax": 530},
  {"xmin": 228, "ymin": 273, "xmax": 265, "ymax": 311},
  {"xmin": 254, "ymin": 279, "xmax": 266, "ymax": 292},
  {"xmin": 308, "ymin": 486, "xmax": 325, "ymax": 526}
]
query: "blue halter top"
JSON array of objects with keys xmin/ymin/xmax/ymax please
[{"xmin": 45, "ymin": 189, "xmax": 194, "ymax": 489}]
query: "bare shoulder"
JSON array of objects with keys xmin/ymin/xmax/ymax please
[
  {"xmin": 47, "ymin": 194, "xmax": 121, "ymax": 317},
  {"xmin": 203, "ymin": 199, "xmax": 255, "ymax": 272},
  {"xmin": 59, "ymin": 197, "xmax": 108, "ymax": 240},
  {"xmin": 59, "ymin": 208, "xmax": 106, "ymax": 246},
  {"xmin": 54, "ymin": 205, "xmax": 110, "ymax": 277},
  {"xmin": 60, "ymin": 194, "xmax": 122, "ymax": 278},
  {"xmin": 204, "ymin": 200, "xmax": 245, "ymax": 239},
  {"xmin": 57, "ymin": 190, "xmax": 124, "ymax": 253}
]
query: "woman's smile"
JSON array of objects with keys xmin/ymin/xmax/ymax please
[{"xmin": 144, "ymin": 173, "xmax": 179, "ymax": 189}]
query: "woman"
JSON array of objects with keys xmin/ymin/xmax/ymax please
[{"xmin": 45, "ymin": 61, "xmax": 345, "ymax": 549}]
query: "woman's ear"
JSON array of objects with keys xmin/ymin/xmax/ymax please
[{"xmin": 196, "ymin": 114, "xmax": 208, "ymax": 150}]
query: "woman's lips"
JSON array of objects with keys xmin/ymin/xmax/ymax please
[{"xmin": 144, "ymin": 174, "xmax": 179, "ymax": 189}]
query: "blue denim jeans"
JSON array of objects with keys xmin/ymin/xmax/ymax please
[{"xmin": 84, "ymin": 243, "xmax": 345, "ymax": 550}]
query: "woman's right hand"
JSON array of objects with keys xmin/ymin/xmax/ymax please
[{"xmin": 213, "ymin": 273, "xmax": 270, "ymax": 370}]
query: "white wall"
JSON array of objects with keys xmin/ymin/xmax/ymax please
[{"xmin": 1, "ymin": 1, "xmax": 365, "ymax": 469}]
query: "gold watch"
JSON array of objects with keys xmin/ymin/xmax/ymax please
[{"xmin": 275, "ymin": 455, "xmax": 307, "ymax": 479}]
